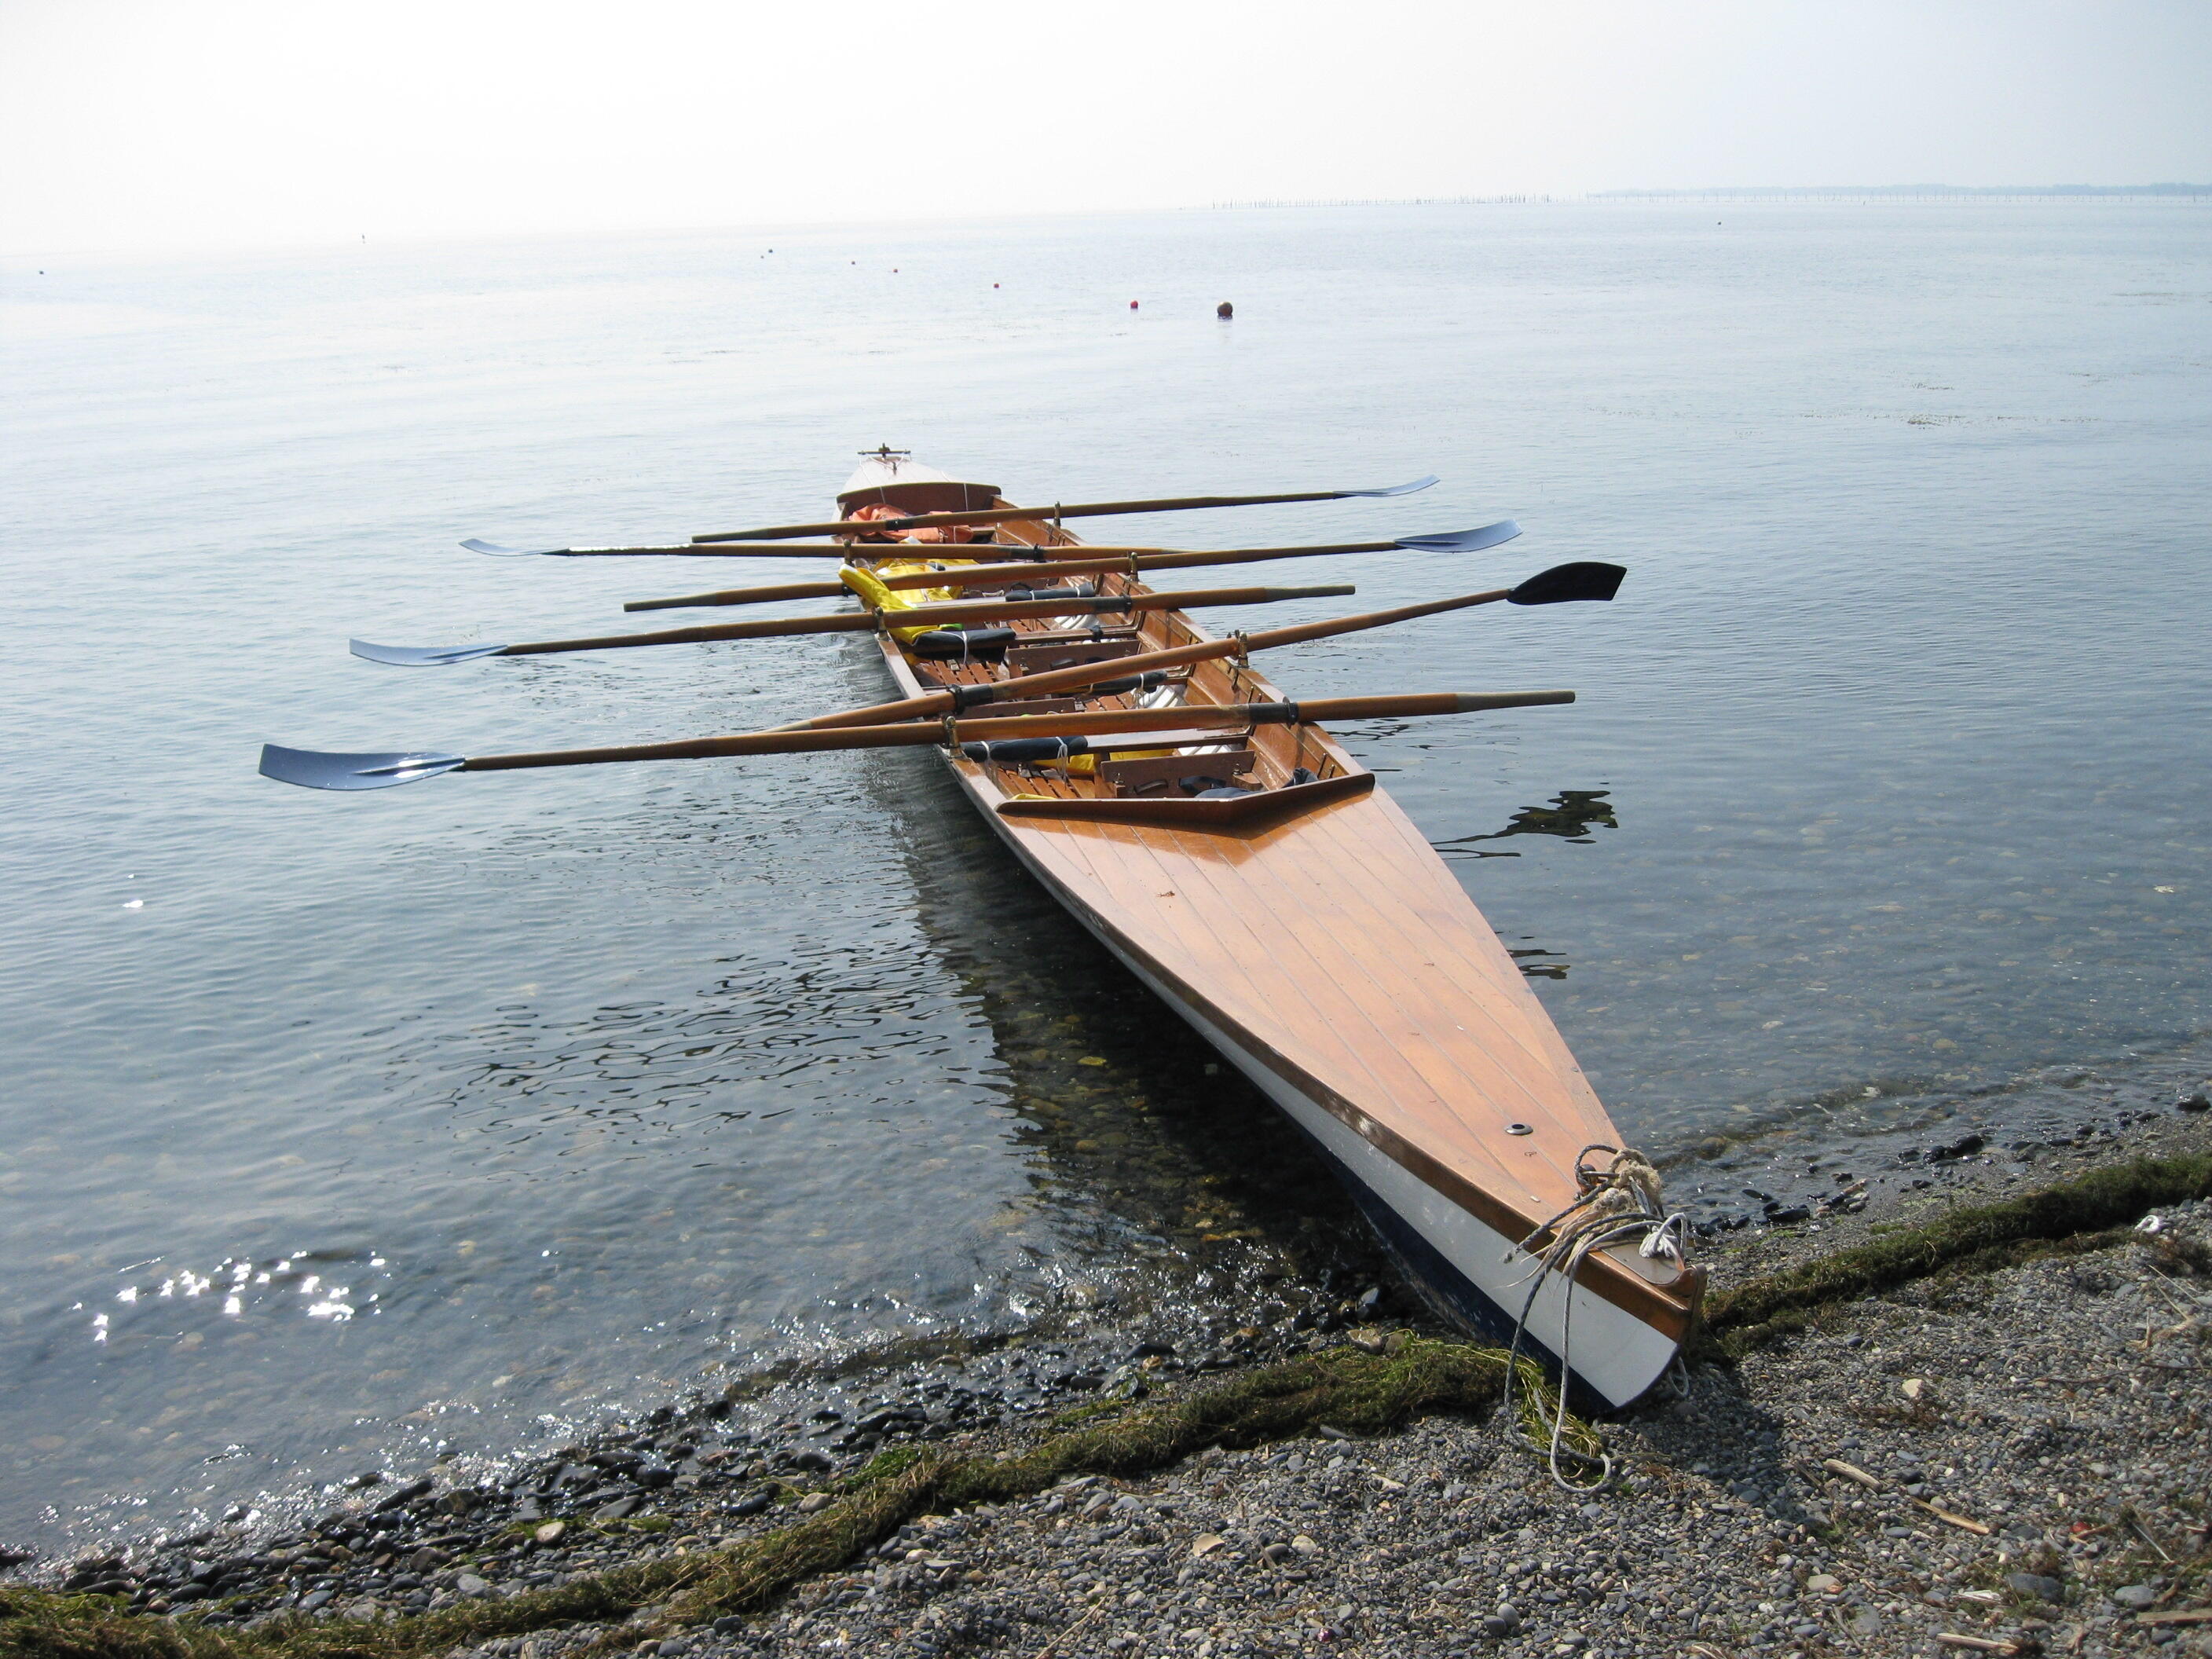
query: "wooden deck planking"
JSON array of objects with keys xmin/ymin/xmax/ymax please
[
  {"xmin": 1009, "ymin": 804, "xmax": 1539, "ymax": 1179},
  {"xmin": 1298, "ymin": 796, "xmax": 1582, "ymax": 1091},
  {"xmin": 1351, "ymin": 793, "xmax": 1615, "ymax": 1120},
  {"xmin": 1016, "ymin": 811, "xmax": 1383, "ymax": 1088},
  {"xmin": 1284, "ymin": 800, "xmax": 1612, "ymax": 1194},
  {"xmin": 1005, "ymin": 802, "xmax": 1591, "ymax": 1211},
  {"xmin": 1122, "ymin": 811, "xmax": 1553, "ymax": 1142},
  {"xmin": 1174, "ymin": 804, "xmax": 1578, "ymax": 1178}
]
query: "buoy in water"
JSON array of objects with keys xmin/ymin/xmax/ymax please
[
  {"xmin": 1217, "ymin": 301, "xmax": 1233, "ymax": 319},
  {"xmin": 1129, "ymin": 300, "xmax": 1139, "ymax": 309}
]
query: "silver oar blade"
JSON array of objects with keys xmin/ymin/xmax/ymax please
[
  {"xmin": 460, "ymin": 537, "xmax": 564, "ymax": 556},
  {"xmin": 350, "ymin": 639, "xmax": 510, "ymax": 666},
  {"xmin": 1345, "ymin": 474, "xmax": 1440, "ymax": 497},
  {"xmin": 258, "ymin": 745, "xmax": 467, "ymax": 790},
  {"xmin": 1395, "ymin": 519, "xmax": 1522, "ymax": 553}
]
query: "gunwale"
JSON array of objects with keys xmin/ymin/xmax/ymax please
[{"xmin": 839, "ymin": 482, "xmax": 1700, "ymax": 1382}]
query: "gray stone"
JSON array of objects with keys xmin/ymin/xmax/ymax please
[
  {"xmin": 2007, "ymin": 1573, "xmax": 2064, "ymax": 1602},
  {"xmin": 2115, "ymin": 1584, "xmax": 2159, "ymax": 1611}
]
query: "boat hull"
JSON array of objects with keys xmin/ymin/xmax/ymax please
[
  {"xmin": 843, "ymin": 479, "xmax": 1697, "ymax": 1408},
  {"xmin": 959, "ymin": 771, "xmax": 1685, "ymax": 1408}
]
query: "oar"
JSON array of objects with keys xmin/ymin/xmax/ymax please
[
  {"xmin": 349, "ymin": 584, "xmax": 1357, "ymax": 666},
  {"xmin": 258, "ymin": 690, "xmax": 1571, "ymax": 791},
  {"xmin": 690, "ymin": 477, "xmax": 1440, "ymax": 544},
  {"xmin": 622, "ymin": 522, "xmax": 1523, "ymax": 613},
  {"xmin": 775, "ymin": 562, "xmax": 1627, "ymax": 731},
  {"xmin": 467, "ymin": 537, "xmax": 1201, "ymax": 559}
]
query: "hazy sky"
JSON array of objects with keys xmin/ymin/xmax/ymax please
[{"xmin": 4, "ymin": 0, "xmax": 2209, "ymax": 255}]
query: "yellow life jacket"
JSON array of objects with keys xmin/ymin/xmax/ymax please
[{"xmin": 840, "ymin": 558, "xmax": 968, "ymax": 642}]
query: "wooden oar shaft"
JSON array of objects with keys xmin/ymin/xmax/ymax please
[
  {"xmin": 789, "ymin": 586, "xmax": 1516, "ymax": 731},
  {"xmin": 548, "ymin": 541, "xmax": 1181, "ymax": 558},
  {"xmin": 624, "ymin": 544, "xmax": 1395, "ymax": 613},
  {"xmin": 898, "ymin": 583, "xmax": 1348, "ymax": 627},
  {"xmin": 459, "ymin": 690, "xmax": 1569, "ymax": 773},
  {"xmin": 1241, "ymin": 586, "xmax": 1511, "ymax": 650},
  {"xmin": 881, "ymin": 544, "xmax": 1390, "ymax": 590},
  {"xmin": 625, "ymin": 578, "xmax": 846, "ymax": 608},
  {"xmin": 504, "ymin": 585, "xmax": 1351, "ymax": 657},
  {"xmin": 500, "ymin": 613, "xmax": 869, "ymax": 655},
  {"xmin": 696, "ymin": 488, "xmax": 1398, "ymax": 544}
]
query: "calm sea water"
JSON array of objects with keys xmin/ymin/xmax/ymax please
[{"xmin": 4, "ymin": 200, "xmax": 2209, "ymax": 1547}]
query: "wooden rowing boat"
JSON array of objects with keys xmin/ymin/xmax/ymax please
[
  {"xmin": 834, "ymin": 452, "xmax": 1702, "ymax": 1407},
  {"xmin": 259, "ymin": 452, "xmax": 1697, "ymax": 1413}
]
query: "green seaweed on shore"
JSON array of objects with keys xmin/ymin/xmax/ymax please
[
  {"xmin": 1700, "ymin": 1151, "xmax": 2212, "ymax": 1356},
  {"xmin": 17, "ymin": 1155, "xmax": 2200, "ymax": 1658},
  {"xmin": 0, "ymin": 1339, "xmax": 1572, "ymax": 1659}
]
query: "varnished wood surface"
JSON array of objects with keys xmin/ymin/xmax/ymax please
[{"xmin": 848, "ymin": 497, "xmax": 1695, "ymax": 1333}]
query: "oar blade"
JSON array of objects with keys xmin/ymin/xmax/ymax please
[
  {"xmin": 350, "ymin": 639, "xmax": 511, "ymax": 666},
  {"xmin": 259, "ymin": 745, "xmax": 467, "ymax": 791},
  {"xmin": 1507, "ymin": 562, "xmax": 1627, "ymax": 606},
  {"xmin": 460, "ymin": 538, "xmax": 563, "ymax": 557},
  {"xmin": 1395, "ymin": 518, "xmax": 1522, "ymax": 554},
  {"xmin": 1343, "ymin": 474, "xmax": 1440, "ymax": 498}
]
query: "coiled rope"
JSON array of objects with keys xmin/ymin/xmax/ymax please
[{"xmin": 1500, "ymin": 1144, "xmax": 1690, "ymax": 1491}]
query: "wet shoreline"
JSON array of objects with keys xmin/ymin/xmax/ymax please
[{"xmin": 7, "ymin": 1059, "xmax": 2207, "ymax": 1646}]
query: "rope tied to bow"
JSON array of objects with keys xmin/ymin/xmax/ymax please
[{"xmin": 1500, "ymin": 1144, "xmax": 1690, "ymax": 1491}]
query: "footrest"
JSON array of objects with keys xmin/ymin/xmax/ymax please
[
  {"xmin": 997, "ymin": 770, "xmax": 1375, "ymax": 829},
  {"xmin": 1007, "ymin": 635, "xmax": 1143, "ymax": 676},
  {"xmin": 1097, "ymin": 749, "xmax": 1256, "ymax": 797}
]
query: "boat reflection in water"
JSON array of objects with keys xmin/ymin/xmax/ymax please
[{"xmin": 872, "ymin": 757, "xmax": 1396, "ymax": 1346}]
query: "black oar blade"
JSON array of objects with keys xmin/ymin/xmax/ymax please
[
  {"xmin": 1395, "ymin": 519, "xmax": 1522, "ymax": 554},
  {"xmin": 259, "ymin": 745, "xmax": 467, "ymax": 791},
  {"xmin": 350, "ymin": 639, "xmax": 511, "ymax": 666},
  {"xmin": 1346, "ymin": 474, "xmax": 1440, "ymax": 498},
  {"xmin": 461, "ymin": 538, "xmax": 562, "ymax": 557},
  {"xmin": 1507, "ymin": 562, "xmax": 1627, "ymax": 606}
]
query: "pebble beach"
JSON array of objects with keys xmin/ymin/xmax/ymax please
[{"xmin": 10, "ymin": 1097, "xmax": 2207, "ymax": 1659}]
